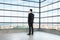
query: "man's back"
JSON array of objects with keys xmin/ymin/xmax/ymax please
[{"xmin": 28, "ymin": 13, "xmax": 34, "ymax": 24}]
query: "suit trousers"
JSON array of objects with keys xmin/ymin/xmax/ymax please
[{"xmin": 28, "ymin": 23, "xmax": 34, "ymax": 34}]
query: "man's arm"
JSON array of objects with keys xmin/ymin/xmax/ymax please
[
  {"xmin": 32, "ymin": 14, "xmax": 34, "ymax": 21},
  {"xmin": 28, "ymin": 14, "xmax": 30, "ymax": 23},
  {"xmin": 33, "ymin": 14, "xmax": 34, "ymax": 23}
]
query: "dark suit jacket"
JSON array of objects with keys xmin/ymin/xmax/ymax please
[{"xmin": 28, "ymin": 13, "xmax": 34, "ymax": 24}]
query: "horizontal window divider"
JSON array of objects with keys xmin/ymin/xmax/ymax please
[
  {"xmin": 39, "ymin": 0, "xmax": 46, "ymax": 3},
  {"xmin": 0, "ymin": 9, "xmax": 39, "ymax": 13},
  {"xmin": 41, "ymin": 8, "xmax": 60, "ymax": 13},
  {"xmin": 41, "ymin": 22, "xmax": 60, "ymax": 24},
  {"xmin": 22, "ymin": 0, "xmax": 46, "ymax": 3},
  {"xmin": 22, "ymin": 0, "xmax": 39, "ymax": 3},
  {"xmin": 0, "ymin": 15, "xmax": 39, "ymax": 18},
  {"xmin": 0, "ymin": 22, "xmax": 39, "ymax": 24},
  {"xmin": 0, "ymin": 22, "xmax": 60, "ymax": 24},
  {"xmin": 41, "ymin": 0, "xmax": 60, "ymax": 8},
  {"xmin": 0, "ymin": 2, "xmax": 39, "ymax": 8},
  {"xmin": 41, "ymin": 15, "xmax": 60, "ymax": 18}
]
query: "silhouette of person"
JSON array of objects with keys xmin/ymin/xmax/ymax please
[{"xmin": 27, "ymin": 9, "xmax": 34, "ymax": 35}]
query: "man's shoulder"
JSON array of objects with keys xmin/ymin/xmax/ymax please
[
  {"xmin": 32, "ymin": 13, "xmax": 34, "ymax": 16},
  {"xmin": 28, "ymin": 13, "xmax": 30, "ymax": 15},
  {"xmin": 29, "ymin": 13, "xmax": 34, "ymax": 16}
]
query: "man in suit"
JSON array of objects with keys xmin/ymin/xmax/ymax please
[{"xmin": 27, "ymin": 9, "xmax": 34, "ymax": 35}]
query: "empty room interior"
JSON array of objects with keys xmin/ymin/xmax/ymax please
[{"xmin": 0, "ymin": 0, "xmax": 60, "ymax": 40}]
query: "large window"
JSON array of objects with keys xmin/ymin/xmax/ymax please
[
  {"xmin": 41, "ymin": 0, "xmax": 60, "ymax": 30},
  {"xmin": 0, "ymin": 0, "xmax": 39, "ymax": 29}
]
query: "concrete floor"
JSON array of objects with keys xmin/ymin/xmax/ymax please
[{"xmin": 0, "ymin": 32, "xmax": 60, "ymax": 40}]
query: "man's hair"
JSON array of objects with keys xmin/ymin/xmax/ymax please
[{"xmin": 30, "ymin": 9, "xmax": 32, "ymax": 12}]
